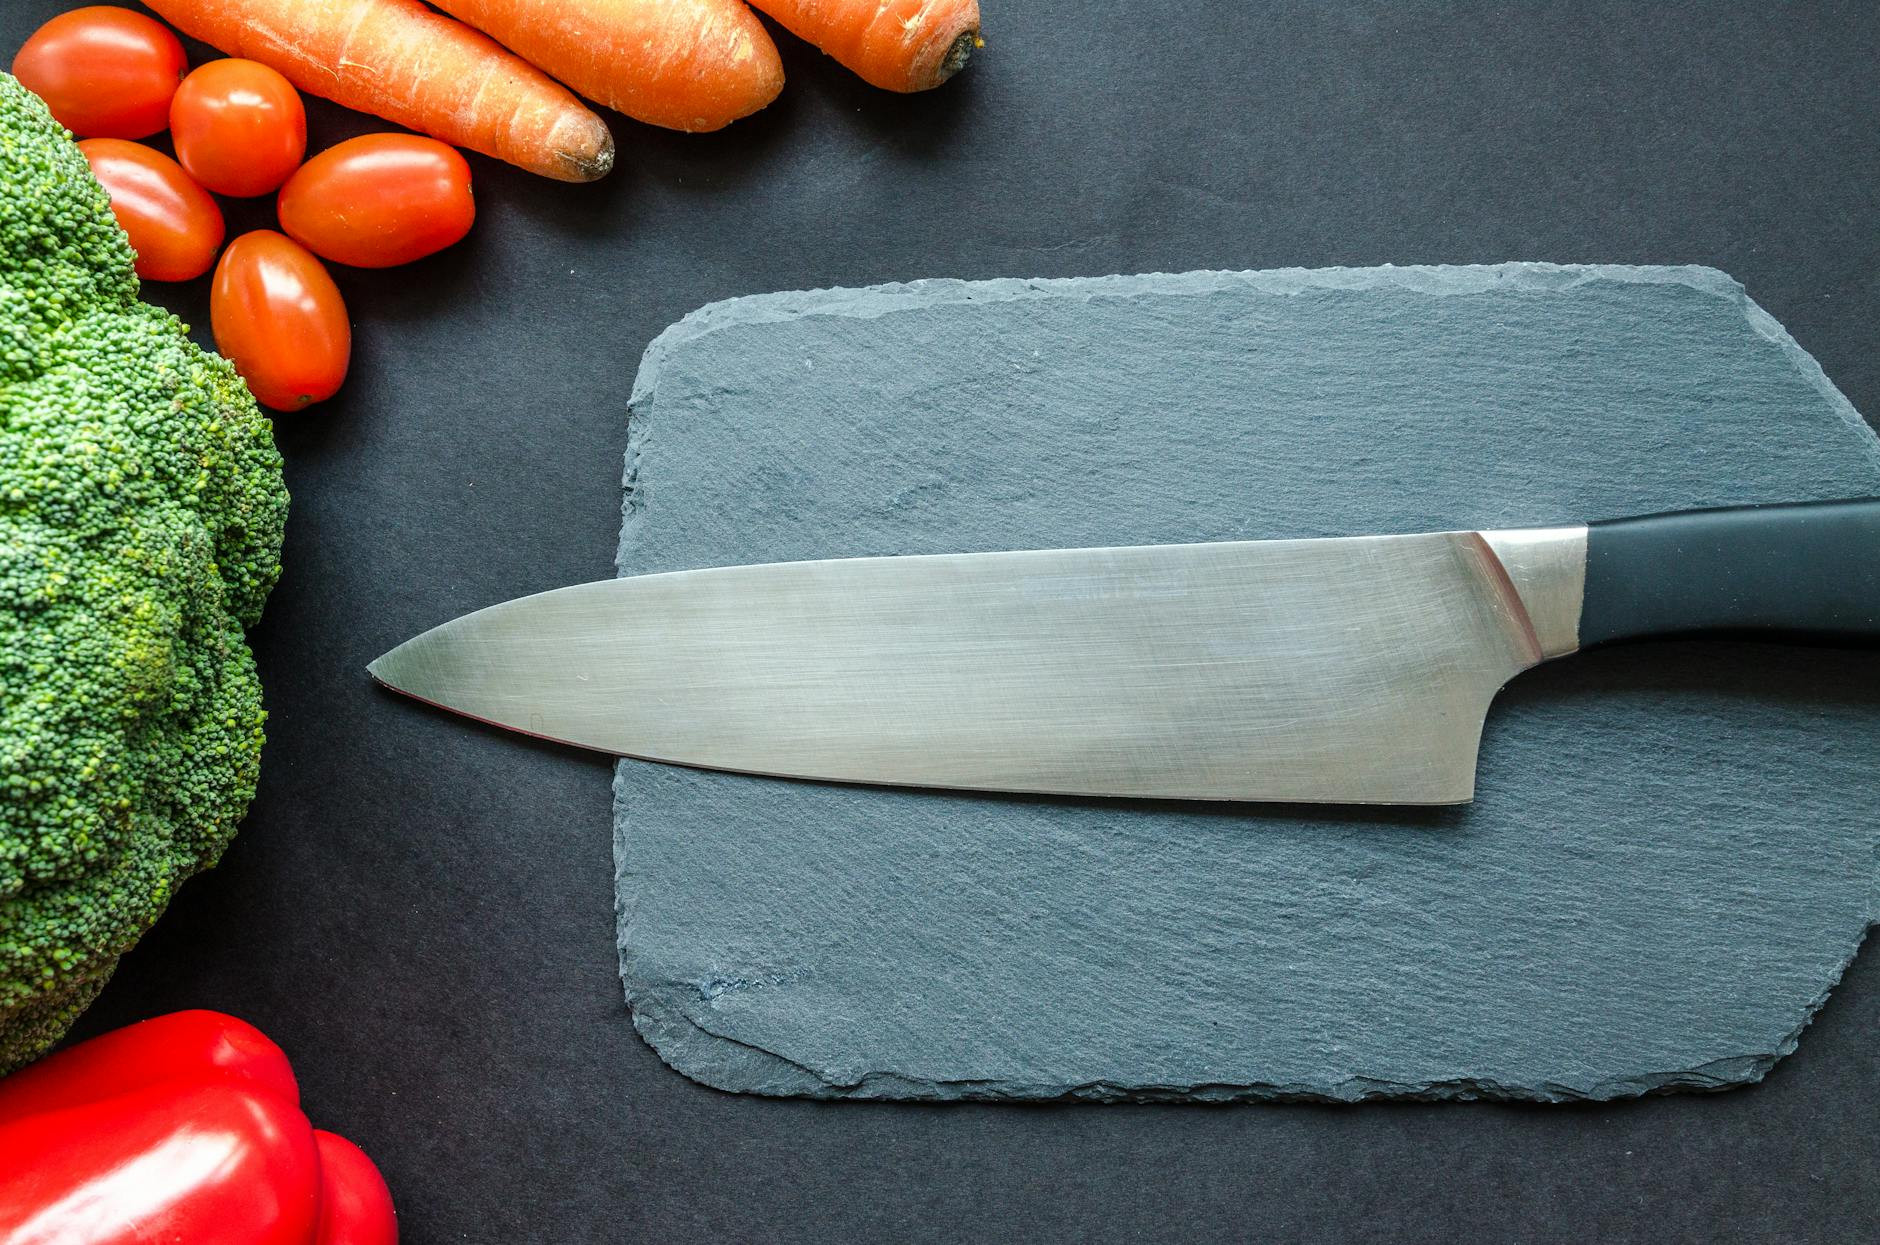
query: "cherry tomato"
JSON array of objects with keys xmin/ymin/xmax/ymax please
[
  {"xmin": 278, "ymin": 134, "xmax": 474, "ymax": 269},
  {"xmin": 11, "ymin": 6, "xmax": 187, "ymax": 139},
  {"xmin": 212, "ymin": 231, "xmax": 351, "ymax": 412},
  {"xmin": 169, "ymin": 59, "xmax": 307, "ymax": 197},
  {"xmin": 79, "ymin": 138, "xmax": 225, "ymax": 282}
]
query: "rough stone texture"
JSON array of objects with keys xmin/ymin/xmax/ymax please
[{"xmin": 614, "ymin": 264, "xmax": 1880, "ymax": 1102}]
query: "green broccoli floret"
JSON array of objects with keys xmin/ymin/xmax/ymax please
[{"xmin": 0, "ymin": 73, "xmax": 289, "ymax": 1072}]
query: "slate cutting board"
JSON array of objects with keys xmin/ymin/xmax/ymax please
[{"xmin": 613, "ymin": 264, "xmax": 1880, "ymax": 1102}]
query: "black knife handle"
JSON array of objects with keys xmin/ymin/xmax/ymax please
[{"xmin": 1579, "ymin": 497, "xmax": 1880, "ymax": 647}]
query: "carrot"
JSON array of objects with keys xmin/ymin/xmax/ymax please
[
  {"xmin": 746, "ymin": 0, "xmax": 981, "ymax": 93},
  {"xmin": 429, "ymin": 0, "xmax": 784, "ymax": 133},
  {"xmin": 141, "ymin": 0, "xmax": 615, "ymax": 181}
]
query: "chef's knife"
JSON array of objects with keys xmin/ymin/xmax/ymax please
[{"xmin": 369, "ymin": 498, "xmax": 1880, "ymax": 805}]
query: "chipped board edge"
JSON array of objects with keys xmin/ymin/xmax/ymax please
[
  {"xmin": 619, "ymin": 263, "xmax": 1880, "ymax": 565},
  {"xmin": 622, "ymin": 920, "xmax": 1874, "ymax": 1104}
]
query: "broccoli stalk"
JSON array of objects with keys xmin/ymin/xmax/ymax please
[{"xmin": 0, "ymin": 73, "xmax": 289, "ymax": 1072}]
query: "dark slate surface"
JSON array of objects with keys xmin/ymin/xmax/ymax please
[
  {"xmin": 11, "ymin": 0, "xmax": 1878, "ymax": 1237},
  {"xmin": 615, "ymin": 264, "xmax": 1880, "ymax": 1101}
]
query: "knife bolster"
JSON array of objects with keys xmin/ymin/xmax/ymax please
[{"xmin": 1480, "ymin": 526, "xmax": 1589, "ymax": 660}]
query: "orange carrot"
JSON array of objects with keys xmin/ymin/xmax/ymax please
[
  {"xmin": 429, "ymin": 0, "xmax": 783, "ymax": 133},
  {"xmin": 747, "ymin": 0, "xmax": 981, "ymax": 93},
  {"xmin": 142, "ymin": 0, "xmax": 615, "ymax": 181}
]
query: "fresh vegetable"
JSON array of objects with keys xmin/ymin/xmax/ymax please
[
  {"xmin": 279, "ymin": 134, "xmax": 475, "ymax": 268},
  {"xmin": 0, "ymin": 1011, "xmax": 398, "ymax": 1245},
  {"xmin": 212, "ymin": 230, "xmax": 352, "ymax": 410},
  {"xmin": 1, "ymin": 1081, "xmax": 321, "ymax": 1243},
  {"xmin": 0, "ymin": 73, "xmax": 287, "ymax": 1074},
  {"xmin": 0, "ymin": 1010, "xmax": 297, "ymax": 1123},
  {"xmin": 430, "ymin": 0, "xmax": 783, "ymax": 133},
  {"xmin": 171, "ymin": 58, "xmax": 307, "ymax": 196},
  {"xmin": 313, "ymin": 1131, "xmax": 402, "ymax": 1245},
  {"xmin": 142, "ymin": 0, "xmax": 615, "ymax": 182},
  {"xmin": 9, "ymin": 6, "xmax": 187, "ymax": 138},
  {"xmin": 748, "ymin": 0, "xmax": 981, "ymax": 92},
  {"xmin": 77, "ymin": 136, "xmax": 226, "ymax": 280}
]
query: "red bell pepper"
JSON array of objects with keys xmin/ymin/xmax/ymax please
[{"xmin": 0, "ymin": 1011, "xmax": 396, "ymax": 1245}]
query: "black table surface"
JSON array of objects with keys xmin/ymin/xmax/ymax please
[{"xmin": 7, "ymin": 2, "xmax": 1878, "ymax": 1241}]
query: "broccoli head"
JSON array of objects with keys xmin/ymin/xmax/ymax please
[{"xmin": 0, "ymin": 73, "xmax": 289, "ymax": 1072}]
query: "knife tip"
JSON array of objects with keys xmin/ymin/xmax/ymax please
[
  {"xmin": 366, "ymin": 633, "xmax": 452, "ymax": 704},
  {"xmin": 364, "ymin": 650, "xmax": 400, "ymax": 690}
]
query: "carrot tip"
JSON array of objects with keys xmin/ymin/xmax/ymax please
[
  {"xmin": 936, "ymin": 30, "xmax": 978, "ymax": 85},
  {"xmin": 562, "ymin": 132, "xmax": 616, "ymax": 182}
]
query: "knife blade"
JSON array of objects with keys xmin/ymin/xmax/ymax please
[{"xmin": 368, "ymin": 498, "xmax": 1880, "ymax": 804}]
